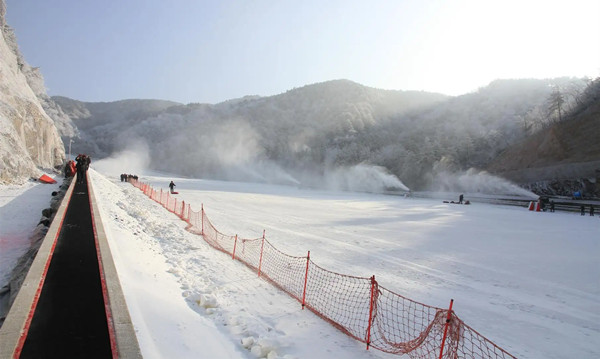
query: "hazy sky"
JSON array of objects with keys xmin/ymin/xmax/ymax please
[{"xmin": 6, "ymin": 0, "xmax": 600, "ymax": 104}]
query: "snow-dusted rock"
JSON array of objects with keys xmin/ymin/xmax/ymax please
[{"xmin": 0, "ymin": 0, "xmax": 65, "ymax": 183}]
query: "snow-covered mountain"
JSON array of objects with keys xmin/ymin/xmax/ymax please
[
  {"xmin": 56, "ymin": 80, "xmax": 448, "ymax": 190},
  {"xmin": 0, "ymin": 1, "xmax": 64, "ymax": 183},
  {"xmin": 54, "ymin": 77, "xmax": 594, "ymax": 193},
  {"xmin": 52, "ymin": 97, "xmax": 181, "ymax": 158},
  {"xmin": 1, "ymin": 0, "xmax": 595, "ymax": 193}
]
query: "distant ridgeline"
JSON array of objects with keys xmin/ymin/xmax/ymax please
[{"xmin": 52, "ymin": 77, "xmax": 599, "ymax": 196}]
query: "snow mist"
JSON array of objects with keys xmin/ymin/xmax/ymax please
[
  {"xmin": 324, "ymin": 163, "xmax": 410, "ymax": 193},
  {"xmin": 92, "ymin": 140, "xmax": 151, "ymax": 177},
  {"xmin": 433, "ymin": 168, "xmax": 538, "ymax": 198},
  {"xmin": 199, "ymin": 119, "xmax": 300, "ymax": 186}
]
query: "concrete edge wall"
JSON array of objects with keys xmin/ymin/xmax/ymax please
[
  {"xmin": 0, "ymin": 177, "xmax": 76, "ymax": 358},
  {"xmin": 87, "ymin": 174, "xmax": 143, "ymax": 358}
]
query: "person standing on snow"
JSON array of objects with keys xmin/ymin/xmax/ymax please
[
  {"xmin": 169, "ymin": 181, "xmax": 176, "ymax": 193},
  {"xmin": 75, "ymin": 154, "xmax": 85, "ymax": 183}
]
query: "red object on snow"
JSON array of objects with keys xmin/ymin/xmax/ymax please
[{"xmin": 39, "ymin": 174, "xmax": 57, "ymax": 184}]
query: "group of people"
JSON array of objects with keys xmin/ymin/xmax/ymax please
[
  {"xmin": 120, "ymin": 174, "xmax": 139, "ymax": 182},
  {"xmin": 74, "ymin": 154, "xmax": 91, "ymax": 183}
]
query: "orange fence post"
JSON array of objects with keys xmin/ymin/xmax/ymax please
[
  {"xmin": 438, "ymin": 299, "xmax": 454, "ymax": 359},
  {"xmin": 232, "ymin": 235, "xmax": 238, "ymax": 260},
  {"xmin": 258, "ymin": 230, "xmax": 265, "ymax": 277},
  {"xmin": 301, "ymin": 251, "xmax": 310, "ymax": 309},
  {"xmin": 201, "ymin": 204, "xmax": 204, "ymax": 235},
  {"xmin": 366, "ymin": 275, "xmax": 376, "ymax": 350}
]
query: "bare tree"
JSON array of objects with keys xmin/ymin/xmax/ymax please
[{"xmin": 547, "ymin": 86, "xmax": 565, "ymax": 123}]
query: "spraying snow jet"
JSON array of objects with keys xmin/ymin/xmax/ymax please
[
  {"xmin": 324, "ymin": 163, "xmax": 409, "ymax": 193},
  {"xmin": 202, "ymin": 119, "xmax": 300, "ymax": 185},
  {"xmin": 433, "ymin": 168, "xmax": 538, "ymax": 198},
  {"xmin": 93, "ymin": 140, "xmax": 151, "ymax": 177}
]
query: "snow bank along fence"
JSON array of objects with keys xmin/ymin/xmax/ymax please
[{"xmin": 130, "ymin": 180, "xmax": 517, "ymax": 359}]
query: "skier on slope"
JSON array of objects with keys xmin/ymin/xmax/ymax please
[{"xmin": 169, "ymin": 181, "xmax": 176, "ymax": 194}]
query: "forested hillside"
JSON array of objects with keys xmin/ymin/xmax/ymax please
[
  {"xmin": 54, "ymin": 77, "xmax": 595, "ymax": 193},
  {"xmin": 487, "ymin": 77, "xmax": 600, "ymax": 196}
]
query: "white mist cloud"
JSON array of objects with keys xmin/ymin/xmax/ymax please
[
  {"xmin": 193, "ymin": 119, "xmax": 300, "ymax": 186},
  {"xmin": 433, "ymin": 168, "xmax": 538, "ymax": 198},
  {"xmin": 324, "ymin": 163, "xmax": 409, "ymax": 193},
  {"xmin": 92, "ymin": 140, "xmax": 151, "ymax": 177},
  {"xmin": 233, "ymin": 160, "xmax": 301, "ymax": 186},
  {"xmin": 208, "ymin": 119, "xmax": 261, "ymax": 167}
]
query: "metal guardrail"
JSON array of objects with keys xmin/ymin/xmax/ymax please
[{"xmin": 384, "ymin": 190, "xmax": 600, "ymax": 213}]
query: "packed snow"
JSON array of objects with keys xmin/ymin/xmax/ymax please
[
  {"xmin": 1, "ymin": 167, "xmax": 599, "ymax": 359},
  {"xmin": 0, "ymin": 179, "xmax": 61, "ymax": 288}
]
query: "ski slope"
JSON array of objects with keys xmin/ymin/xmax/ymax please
[
  {"xmin": 88, "ymin": 169, "xmax": 598, "ymax": 359},
  {"xmin": 2, "ymin": 168, "xmax": 598, "ymax": 358}
]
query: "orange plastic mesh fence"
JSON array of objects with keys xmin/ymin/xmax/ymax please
[
  {"xmin": 187, "ymin": 209, "xmax": 202, "ymax": 235},
  {"xmin": 450, "ymin": 315, "xmax": 517, "ymax": 359},
  {"xmin": 202, "ymin": 210, "xmax": 236, "ymax": 255},
  {"xmin": 234, "ymin": 237, "xmax": 263, "ymax": 272},
  {"xmin": 258, "ymin": 239, "xmax": 307, "ymax": 302},
  {"xmin": 129, "ymin": 180, "xmax": 517, "ymax": 358},
  {"xmin": 304, "ymin": 260, "xmax": 373, "ymax": 342},
  {"xmin": 371, "ymin": 285, "xmax": 446, "ymax": 357}
]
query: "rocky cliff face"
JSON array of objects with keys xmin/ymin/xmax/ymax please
[{"xmin": 0, "ymin": 1, "xmax": 65, "ymax": 183}]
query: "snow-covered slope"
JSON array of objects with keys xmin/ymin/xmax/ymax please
[
  {"xmin": 2, "ymin": 163, "xmax": 598, "ymax": 358},
  {"xmin": 88, "ymin": 163, "xmax": 599, "ymax": 359},
  {"xmin": 0, "ymin": 0, "xmax": 64, "ymax": 183}
]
